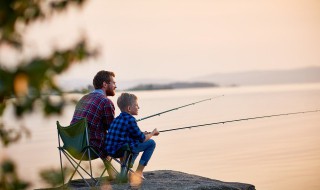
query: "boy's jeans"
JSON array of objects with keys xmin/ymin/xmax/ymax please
[{"xmin": 131, "ymin": 139, "xmax": 156, "ymax": 166}]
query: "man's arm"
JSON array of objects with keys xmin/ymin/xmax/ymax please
[{"xmin": 104, "ymin": 100, "xmax": 115, "ymax": 130}]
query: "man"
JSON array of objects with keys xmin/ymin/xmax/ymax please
[{"xmin": 71, "ymin": 70, "xmax": 117, "ymax": 168}]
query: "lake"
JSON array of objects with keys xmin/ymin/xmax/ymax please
[{"xmin": 2, "ymin": 83, "xmax": 320, "ymax": 190}]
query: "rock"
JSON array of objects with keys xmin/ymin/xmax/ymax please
[
  {"xmin": 39, "ymin": 170, "xmax": 255, "ymax": 190},
  {"xmin": 135, "ymin": 170, "xmax": 255, "ymax": 190}
]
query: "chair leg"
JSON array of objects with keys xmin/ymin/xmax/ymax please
[
  {"xmin": 62, "ymin": 151, "xmax": 92, "ymax": 187},
  {"xmin": 61, "ymin": 148, "xmax": 115, "ymax": 187},
  {"xmin": 58, "ymin": 148, "xmax": 66, "ymax": 188},
  {"xmin": 118, "ymin": 151, "xmax": 132, "ymax": 183},
  {"xmin": 94, "ymin": 159, "xmax": 119, "ymax": 186}
]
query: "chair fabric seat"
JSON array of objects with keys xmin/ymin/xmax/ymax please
[
  {"xmin": 58, "ymin": 118, "xmax": 99, "ymax": 160},
  {"xmin": 111, "ymin": 144, "xmax": 132, "ymax": 158}
]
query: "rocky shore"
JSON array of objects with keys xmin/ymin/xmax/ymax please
[{"xmin": 42, "ymin": 170, "xmax": 255, "ymax": 190}]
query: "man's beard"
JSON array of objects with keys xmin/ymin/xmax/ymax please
[{"xmin": 106, "ymin": 87, "xmax": 115, "ymax": 96}]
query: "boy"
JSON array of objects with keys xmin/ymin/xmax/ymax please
[{"xmin": 105, "ymin": 92, "xmax": 159, "ymax": 178}]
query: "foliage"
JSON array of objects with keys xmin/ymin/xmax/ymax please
[
  {"xmin": 0, "ymin": 122, "xmax": 23, "ymax": 146},
  {"xmin": 0, "ymin": 159, "xmax": 30, "ymax": 190},
  {"xmin": 0, "ymin": 0, "xmax": 98, "ymax": 189},
  {"xmin": 40, "ymin": 167, "xmax": 72, "ymax": 187},
  {"xmin": 0, "ymin": 0, "xmax": 97, "ymax": 145}
]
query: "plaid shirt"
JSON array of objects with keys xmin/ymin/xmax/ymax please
[
  {"xmin": 105, "ymin": 112, "xmax": 145, "ymax": 156},
  {"xmin": 71, "ymin": 89, "xmax": 115, "ymax": 159}
]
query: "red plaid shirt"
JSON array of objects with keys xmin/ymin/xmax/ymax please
[{"xmin": 71, "ymin": 89, "xmax": 115, "ymax": 159}]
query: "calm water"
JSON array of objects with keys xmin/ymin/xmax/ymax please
[{"xmin": 2, "ymin": 83, "xmax": 320, "ymax": 190}]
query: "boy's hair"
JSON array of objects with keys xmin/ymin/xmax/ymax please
[
  {"xmin": 93, "ymin": 70, "xmax": 115, "ymax": 89},
  {"xmin": 117, "ymin": 93, "xmax": 138, "ymax": 112}
]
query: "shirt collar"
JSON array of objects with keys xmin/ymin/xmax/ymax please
[
  {"xmin": 120, "ymin": 112, "xmax": 134, "ymax": 118},
  {"xmin": 92, "ymin": 89, "xmax": 106, "ymax": 96},
  {"xmin": 120, "ymin": 112, "xmax": 130, "ymax": 116}
]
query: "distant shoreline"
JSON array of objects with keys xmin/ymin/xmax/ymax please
[
  {"xmin": 126, "ymin": 81, "xmax": 219, "ymax": 91},
  {"xmin": 58, "ymin": 66, "xmax": 320, "ymax": 92}
]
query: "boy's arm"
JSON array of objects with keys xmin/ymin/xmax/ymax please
[
  {"xmin": 128, "ymin": 117, "xmax": 146, "ymax": 142},
  {"xmin": 144, "ymin": 128, "xmax": 159, "ymax": 142}
]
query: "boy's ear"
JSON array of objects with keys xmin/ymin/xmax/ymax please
[{"xmin": 127, "ymin": 105, "xmax": 131, "ymax": 112}]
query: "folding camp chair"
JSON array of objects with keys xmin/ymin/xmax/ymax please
[
  {"xmin": 57, "ymin": 118, "xmax": 118, "ymax": 187},
  {"xmin": 57, "ymin": 118, "xmax": 135, "ymax": 187}
]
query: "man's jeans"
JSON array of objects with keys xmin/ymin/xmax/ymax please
[{"xmin": 131, "ymin": 139, "xmax": 156, "ymax": 166}]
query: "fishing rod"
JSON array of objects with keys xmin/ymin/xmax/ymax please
[
  {"xmin": 159, "ymin": 109, "xmax": 320, "ymax": 133},
  {"xmin": 136, "ymin": 95, "xmax": 224, "ymax": 122}
]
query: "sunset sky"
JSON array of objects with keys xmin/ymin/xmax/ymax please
[{"xmin": 16, "ymin": 0, "xmax": 320, "ymax": 85}]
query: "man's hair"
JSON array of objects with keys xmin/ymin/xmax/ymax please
[
  {"xmin": 117, "ymin": 93, "xmax": 138, "ymax": 112},
  {"xmin": 93, "ymin": 70, "xmax": 115, "ymax": 89}
]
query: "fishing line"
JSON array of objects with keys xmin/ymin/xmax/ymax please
[
  {"xmin": 136, "ymin": 95, "xmax": 224, "ymax": 122},
  {"xmin": 159, "ymin": 109, "xmax": 320, "ymax": 133}
]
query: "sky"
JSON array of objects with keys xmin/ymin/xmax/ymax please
[{"xmin": 5, "ymin": 0, "xmax": 320, "ymax": 87}]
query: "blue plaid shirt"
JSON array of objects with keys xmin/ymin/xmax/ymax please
[{"xmin": 105, "ymin": 112, "xmax": 145, "ymax": 156}]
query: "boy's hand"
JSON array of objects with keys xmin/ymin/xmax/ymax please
[{"xmin": 152, "ymin": 128, "xmax": 160, "ymax": 136}]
